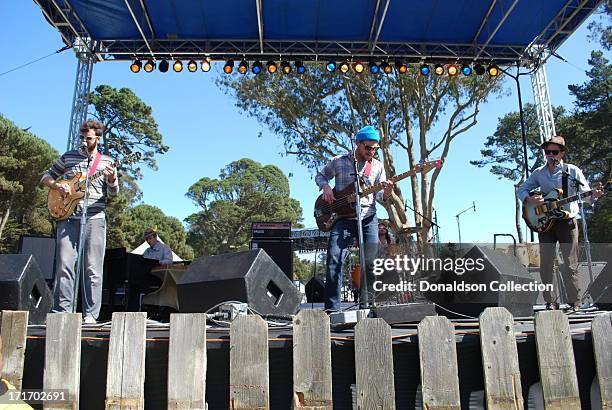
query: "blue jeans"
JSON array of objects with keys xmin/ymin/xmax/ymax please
[{"xmin": 325, "ymin": 214, "xmax": 378, "ymax": 310}]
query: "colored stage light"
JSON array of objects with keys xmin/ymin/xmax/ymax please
[
  {"xmin": 488, "ymin": 64, "xmax": 500, "ymax": 76},
  {"xmin": 281, "ymin": 60, "xmax": 291, "ymax": 74},
  {"xmin": 295, "ymin": 61, "xmax": 306, "ymax": 74},
  {"xmin": 187, "ymin": 60, "xmax": 198, "ymax": 72},
  {"xmin": 381, "ymin": 62, "xmax": 392, "ymax": 74},
  {"xmin": 339, "ymin": 61, "xmax": 350, "ymax": 73},
  {"xmin": 223, "ymin": 60, "xmax": 234, "ymax": 74},
  {"xmin": 173, "ymin": 60, "xmax": 183, "ymax": 72},
  {"xmin": 201, "ymin": 59, "xmax": 211, "ymax": 72},
  {"xmin": 130, "ymin": 60, "xmax": 141, "ymax": 73},
  {"xmin": 143, "ymin": 60, "xmax": 155, "ymax": 73},
  {"xmin": 353, "ymin": 61, "xmax": 365, "ymax": 73},
  {"xmin": 420, "ymin": 64, "xmax": 430, "ymax": 76},
  {"xmin": 369, "ymin": 62, "xmax": 380, "ymax": 74},
  {"xmin": 326, "ymin": 61, "xmax": 336, "ymax": 72},
  {"xmin": 158, "ymin": 60, "xmax": 169, "ymax": 73},
  {"xmin": 473, "ymin": 64, "xmax": 485, "ymax": 75},
  {"xmin": 267, "ymin": 61, "xmax": 278, "ymax": 74},
  {"xmin": 461, "ymin": 64, "xmax": 472, "ymax": 76},
  {"xmin": 395, "ymin": 61, "xmax": 408, "ymax": 74},
  {"xmin": 238, "ymin": 60, "xmax": 249, "ymax": 74},
  {"xmin": 447, "ymin": 64, "xmax": 459, "ymax": 76},
  {"xmin": 252, "ymin": 61, "xmax": 263, "ymax": 74},
  {"xmin": 434, "ymin": 64, "xmax": 444, "ymax": 76}
]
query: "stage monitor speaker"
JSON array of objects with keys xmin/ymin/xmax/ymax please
[
  {"xmin": 250, "ymin": 239, "xmax": 293, "ymax": 280},
  {"xmin": 425, "ymin": 245, "xmax": 538, "ymax": 318},
  {"xmin": 305, "ymin": 277, "xmax": 325, "ymax": 303},
  {"xmin": 0, "ymin": 254, "xmax": 53, "ymax": 324},
  {"xmin": 18, "ymin": 235, "xmax": 56, "ymax": 282},
  {"xmin": 587, "ymin": 262, "xmax": 611, "ymax": 310},
  {"xmin": 177, "ymin": 249, "xmax": 301, "ymax": 316}
]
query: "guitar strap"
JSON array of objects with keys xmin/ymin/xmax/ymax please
[
  {"xmin": 561, "ymin": 164, "xmax": 568, "ymax": 199},
  {"xmin": 363, "ymin": 160, "xmax": 372, "ymax": 177},
  {"xmin": 88, "ymin": 152, "xmax": 102, "ymax": 177}
]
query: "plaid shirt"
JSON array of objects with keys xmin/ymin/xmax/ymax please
[{"xmin": 315, "ymin": 153, "xmax": 386, "ymax": 219}]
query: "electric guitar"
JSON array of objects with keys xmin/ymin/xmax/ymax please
[
  {"xmin": 522, "ymin": 181, "xmax": 610, "ymax": 233},
  {"xmin": 47, "ymin": 152, "xmax": 141, "ymax": 221},
  {"xmin": 314, "ymin": 159, "xmax": 442, "ymax": 231}
]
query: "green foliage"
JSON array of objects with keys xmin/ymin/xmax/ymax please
[
  {"xmin": 587, "ymin": 0, "xmax": 612, "ymax": 50},
  {"xmin": 292, "ymin": 255, "xmax": 326, "ymax": 283},
  {"xmin": 88, "ymin": 85, "xmax": 169, "ymax": 178},
  {"xmin": 185, "ymin": 158, "xmax": 303, "ymax": 256},
  {"xmin": 0, "ymin": 114, "xmax": 58, "ymax": 252}
]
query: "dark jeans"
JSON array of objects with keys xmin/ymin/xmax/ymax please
[
  {"xmin": 325, "ymin": 214, "xmax": 378, "ymax": 310},
  {"xmin": 538, "ymin": 218, "xmax": 580, "ymax": 304}
]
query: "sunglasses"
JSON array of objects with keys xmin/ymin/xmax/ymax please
[
  {"xmin": 363, "ymin": 145, "xmax": 379, "ymax": 152},
  {"xmin": 544, "ymin": 149, "xmax": 560, "ymax": 155},
  {"xmin": 79, "ymin": 136, "xmax": 97, "ymax": 141}
]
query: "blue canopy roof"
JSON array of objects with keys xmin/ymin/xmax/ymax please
[{"xmin": 34, "ymin": 0, "xmax": 602, "ymax": 64}]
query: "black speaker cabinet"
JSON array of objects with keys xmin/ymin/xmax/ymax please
[
  {"xmin": 18, "ymin": 235, "xmax": 56, "ymax": 282},
  {"xmin": 0, "ymin": 254, "xmax": 53, "ymax": 324},
  {"xmin": 587, "ymin": 262, "xmax": 611, "ymax": 310},
  {"xmin": 250, "ymin": 239, "xmax": 293, "ymax": 280},
  {"xmin": 177, "ymin": 249, "xmax": 301, "ymax": 316},
  {"xmin": 305, "ymin": 277, "xmax": 325, "ymax": 303},
  {"xmin": 426, "ymin": 246, "xmax": 537, "ymax": 317}
]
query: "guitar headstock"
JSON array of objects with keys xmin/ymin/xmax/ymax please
[{"xmin": 415, "ymin": 158, "xmax": 443, "ymax": 173}]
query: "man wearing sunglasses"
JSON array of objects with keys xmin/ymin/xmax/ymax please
[
  {"xmin": 518, "ymin": 136, "xmax": 603, "ymax": 311},
  {"xmin": 40, "ymin": 120, "xmax": 118, "ymax": 324},
  {"xmin": 315, "ymin": 125, "xmax": 394, "ymax": 311}
]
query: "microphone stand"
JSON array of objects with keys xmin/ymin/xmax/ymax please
[
  {"xmin": 73, "ymin": 150, "xmax": 93, "ymax": 315},
  {"xmin": 455, "ymin": 202, "xmax": 476, "ymax": 250}
]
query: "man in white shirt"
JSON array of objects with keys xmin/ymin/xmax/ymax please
[{"xmin": 142, "ymin": 227, "xmax": 173, "ymax": 266}]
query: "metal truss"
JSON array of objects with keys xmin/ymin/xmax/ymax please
[
  {"xmin": 66, "ymin": 38, "xmax": 94, "ymax": 151},
  {"xmin": 530, "ymin": 48, "xmax": 556, "ymax": 145}
]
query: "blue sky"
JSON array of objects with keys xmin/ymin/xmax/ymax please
[{"xmin": 0, "ymin": 2, "xmax": 605, "ymax": 245}]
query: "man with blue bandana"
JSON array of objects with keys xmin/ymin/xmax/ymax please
[{"xmin": 315, "ymin": 125, "xmax": 394, "ymax": 310}]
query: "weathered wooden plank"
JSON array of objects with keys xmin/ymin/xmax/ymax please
[
  {"xmin": 43, "ymin": 313, "xmax": 82, "ymax": 410},
  {"xmin": 0, "ymin": 310, "xmax": 29, "ymax": 391},
  {"xmin": 229, "ymin": 315, "xmax": 269, "ymax": 410},
  {"xmin": 479, "ymin": 307, "xmax": 524, "ymax": 410},
  {"xmin": 292, "ymin": 310, "xmax": 332, "ymax": 410},
  {"xmin": 355, "ymin": 318, "xmax": 395, "ymax": 409},
  {"xmin": 591, "ymin": 312, "xmax": 612, "ymax": 409},
  {"xmin": 534, "ymin": 310, "xmax": 580, "ymax": 409},
  {"xmin": 168, "ymin": 313, "xmax": 208, "ymax": 410},
  {"xmin": 105, "ymin": 312, "xmax": 147, "ymax": 410},
  {"xmin": 418, "ymin": 315, "xmax": 461, "ymax": 410}
]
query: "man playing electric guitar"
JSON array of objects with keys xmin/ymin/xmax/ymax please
[
  {"xmin": 315, "ymin": 125, "xmax": 393, "ymax": 311},
  {"xmin": 518, "ymin": 136, "xmax": 603, "ymax": 311},
  {"xmin": 40, "ymin": 120, "xmax": 118, "ymax": 324}
]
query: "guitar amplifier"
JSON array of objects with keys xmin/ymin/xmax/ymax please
[{"xmin": 251, "ymin": 221, "xmax": 291, "ymax": 239}]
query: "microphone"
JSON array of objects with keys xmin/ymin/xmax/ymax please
[
  {"xmin": 79, "ymin": 140, "xmax": 88, "ymax": 155},
  {"xmin": 473, "ymin": 201, "xmax": 476, "ymax": 212}
]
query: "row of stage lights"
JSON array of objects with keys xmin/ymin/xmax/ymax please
[{"xmin": 130, "ymin": 58, "xmax": 500, "ymax": 77}]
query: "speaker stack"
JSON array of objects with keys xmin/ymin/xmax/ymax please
[{"xmin": 250, "ymin": 222, "xmax": 293, "ymax": 280}]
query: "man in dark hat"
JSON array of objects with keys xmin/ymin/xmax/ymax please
[
  {"xmin": 518, "ymin": 136, "xmax": 603, "ymax": 310},
  {"xmin": 315, "ymin": 125, "xmax": 394, "ymax": 310}
]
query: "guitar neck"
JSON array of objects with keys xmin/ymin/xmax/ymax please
[{"xmin": 555, "ymin": 190, "xmax": 593, "ymax": 207}]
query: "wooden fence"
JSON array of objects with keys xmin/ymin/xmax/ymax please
[{"xmin": 0, "ymin": 308, "xmax": 611, "ymax": 409}]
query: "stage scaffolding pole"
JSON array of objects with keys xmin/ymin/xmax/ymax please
[{"xmin": 67, "ymin": 38, "xmax": 95, "ymax": 151}]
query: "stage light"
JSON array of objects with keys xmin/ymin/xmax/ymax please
[
  {"xmin": 447, "ymin": 64, "xmax": 459, "ymax": 76},
  {"xmin": 295, "ymin": 61, "xmax": 306, "ymax": 74},
  {"xmin": 187, "ymin": 60, "xmax": 198, "ymax": 72},
  {"xmin": 339, "ymin": 61, "xmax": 350, "ymax": 73},
  {"xmin": 369, "ymin": 62, "xmax": 380, "ymax": 74},
  {"xmin": 281, "ymin": 60, "xmax": 291, "ymax": 74},
  {"xmin": 461, "ymin": 64, "xmax": 472, "ymax": 76},
  {"xmin": 420, "ymin": 64, "xmax": 430, "ymax": 76},
  {"xmin": 173, "ymin": 60, "xmax": 183, "ymax": 72},
  {"xmin": 252, "ymin": 61, "xmax": 263, "ymax": 74},
  {"xmin": 434, "ymin": 64, "xmax": 444, "ymax": 76},
  {"xmin": 326, "ymin": 61, "xmax": 336, "ymax": 72},
  {"xmin": 158, "ymin": 60, "xmax": 169, "ymax": 73},
  {"xmin": 238, "ymin": 60, "xmax": 249, "ymax": 74},
  {"xmin": 488, "ymin": 64, "xmax": 500, "ymax": 76},
  {"xmin": 353, "ymin": 61, "xmax": 365, "ymax": 73},
  {"xmin": 201, "ymin": 58, "xmax": 211, "ymax": 72},
  {"xmin": 395, "ymin": 61, "xmax": 408, "ymax": 74},
  {"xmin": 223, "ymin": 60, "xmax": 234, "ymax": 74},
  {"xmin": 143, "ymin": 59, "xmax": 155, "ymax": 73},
  {"xmin": 267, "ymin": 60, "xmax": 278, "ymax": 74},
  {"xmin": 381, "ymin": 62, "xmax": 392, "ymax": 74},
  {"xmin": 130, "ymin": 60, "xmax": 141, "ymax": 73},
  {"xmin": 474, "ymin": 64, "xmax": 486, "ymax": 75}
]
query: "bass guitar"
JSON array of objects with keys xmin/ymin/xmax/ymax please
[
  {"xmin": 47, "ymin": 152, "xmax": 141, "ymax": 221},
  {"xmin": 522, "ymin": 181, "xmax": 610, "ymax": 233},
  {"xmin": 314, "ymin": 159, "xmax": 442, "ymax": 231}
]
